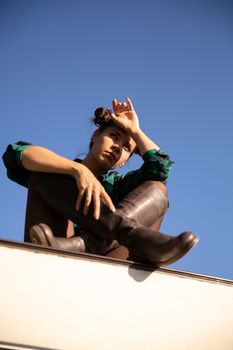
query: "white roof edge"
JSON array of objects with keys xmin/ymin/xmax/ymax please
[
  {"xmin": 0, "ymin": 340, "xmax": 57, "ymax": 350},
  {"xmin": 0, "ymin": 238, "xmax": 232, "ymax": 286}
]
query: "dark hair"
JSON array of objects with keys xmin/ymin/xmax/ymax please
[
  {"xmin": 89, "ymin": 107, "xmax": 114, "ymax": 150},
  {"xmin": 93, "ymin": 107, "xmax": 114, "ymax": 130},
  {"xmin": 89, "ymin": 106, "xmax": 139, "ymax": 155}
]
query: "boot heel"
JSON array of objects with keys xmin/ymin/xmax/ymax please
[{"xmin": 30, "ymin": 223, "xmax": 51, "ymax": 246}]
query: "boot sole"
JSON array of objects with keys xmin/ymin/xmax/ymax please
[{"xmin": 157, "ymin": 236, "xmax": 199, "ymax": 267}]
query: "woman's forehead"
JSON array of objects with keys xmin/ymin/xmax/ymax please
[{"xmin": 107, "ymin": 125, "xmax": 136, "ymax": 146}]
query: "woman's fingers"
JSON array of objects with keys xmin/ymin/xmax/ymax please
[
  {"xmin": 112, "ymin": 99, "xmax": 119, "ymax": 114},
  {"xmin": 76, "ymin": 182, "xmax": 115, "ymax": 220},
  {"xmin": 76, "ymin": 186, "xmax": 93, "ymax": 215},
  {"xmin": 126, "ymin": 97, "xmax": 134, "ymax": 110},
  {"xmin": 101, "ymin": 189, "xmax": 115, "ymax": 213},
  {"xmin": 76, "ymin": 188, "xmax": 85, "ymax": 211},
  {"xmin": 113, "ymin": 99, "xmax": 124, "ymax": 114},
  {"xmin": 119, "ymin": 103, "xmax": 125, "ymax": 112},
  {"xmin": 83, "ymin": 186, "xmax": 93, "ymax": 215},
  {"xmin": 92, "ymin": 186, "xmax": 115, "ymax": 219},
  {"xmin": 113, "ymin": 97, "xmax": 133, "ymax": 113},
  {"xmin": 92, "ymin": 190, "xmax": 100, "ymax": 220}
]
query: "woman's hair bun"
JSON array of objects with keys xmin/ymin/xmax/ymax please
[{"xmin": 94, "ymin": 107, "xmax": 112, "ymax": 127}]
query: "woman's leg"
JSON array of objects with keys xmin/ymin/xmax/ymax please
[
  {"xmin": 25, "ymin": 180, "xmax": 85, "ymax": 251},
  {"xmin": 105, "ymin": 181, "xmax": 168, "ymax": 259},
  {"xmin": 24, "ymin": 177, "xmax": 74, "ymax": 242},
  {"xmin": 26, "ymin": 174, "xmax": 167, "ymax": 245},
  {"xmin": 25, "ymin": 174, "xmax": 107, "ymax": 253},
  {"xmin": 28, "ymin": 172, "xmax": 198, "ymax": 266},
  {"xmin": 27, "ymin": 176, "xmax": 168, "ymax": 259}
]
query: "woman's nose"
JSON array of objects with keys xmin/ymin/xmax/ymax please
[{"xmin": 111, "ymin": 143, "xmax": 121, "ymax": 154}]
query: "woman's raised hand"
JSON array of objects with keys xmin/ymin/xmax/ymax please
[
  {"xmin": 73, "ymin": 163, "xmax": 115, "ymax": 220},
  {"xmin": 111, "ymin": 97, "xmax": 140, "ymax": 135}
]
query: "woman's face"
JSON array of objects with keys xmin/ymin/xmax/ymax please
[{"xmin": 90, "ymin": 125, "xmax": 136, "ymax": 170}]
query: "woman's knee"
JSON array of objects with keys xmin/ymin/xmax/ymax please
[{"xmin": 143, "ymin": 180, "xmax": 168, "ymax": 197}]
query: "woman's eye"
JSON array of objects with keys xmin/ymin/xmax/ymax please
[
  {"xmin": 110, "ymin": 133, "xmax": 117, "ymax": 139},
  {"xmin": 124, "ymin": 145, "xmax": 130, "ymax": 152}
]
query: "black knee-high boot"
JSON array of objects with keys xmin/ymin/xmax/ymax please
[{"xmin": 29, "ymin": 173, "xmax": 199, "ymax": 266}]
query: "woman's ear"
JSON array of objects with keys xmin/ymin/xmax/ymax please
[{"xmin": 91, "ymin": 129, "xmax": 99, "ymax": 142}]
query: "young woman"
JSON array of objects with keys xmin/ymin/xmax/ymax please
[{"xmin": 2, "ymin": 97, "xmax": 199, "ymax": 266}]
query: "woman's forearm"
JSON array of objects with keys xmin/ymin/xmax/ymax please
[
  {"xmin": 130, "ymin": 128, "xmax": 160, "ymax": 156},
  {"xmin": 21, "ymin": 145, "xmax": 115, "ymax": 217},
  {"xmin": 21, "ymin": 146, "xmax": 78, "ymax": 176}
]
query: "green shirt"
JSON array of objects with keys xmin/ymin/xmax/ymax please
[{"xmin": 2, "ymin": 141, "xmax": 174, "ymax": 204}]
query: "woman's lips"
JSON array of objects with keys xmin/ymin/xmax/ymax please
[{"xmin": 105, "ymin": 151, "xmax": 116, "ymax": 161}]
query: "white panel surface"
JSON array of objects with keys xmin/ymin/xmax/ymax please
[{"xmin": 0, "ymin": 242, "xmax": 233, "ymax": 350}]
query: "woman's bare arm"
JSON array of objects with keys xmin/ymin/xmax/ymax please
[
  {"xmin": 22, "ymin": 146, "xmax": 115, "ymax": 219},
  {"xmin": 22, "ymin": 146, "xmax": 79, "ymax": 175}
]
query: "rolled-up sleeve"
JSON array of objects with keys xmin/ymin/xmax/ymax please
[
  {"xmin": 2, "ymin": 141, "xmax": 32, "ymax": 187},
  {"xmin": 140, "ymin": 149, "xmax": 174, "ymax": 182}
]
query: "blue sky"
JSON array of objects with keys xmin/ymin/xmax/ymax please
[{"xmin": 0, "ymin": 0, "xmax": 233, "ymax": 280}]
